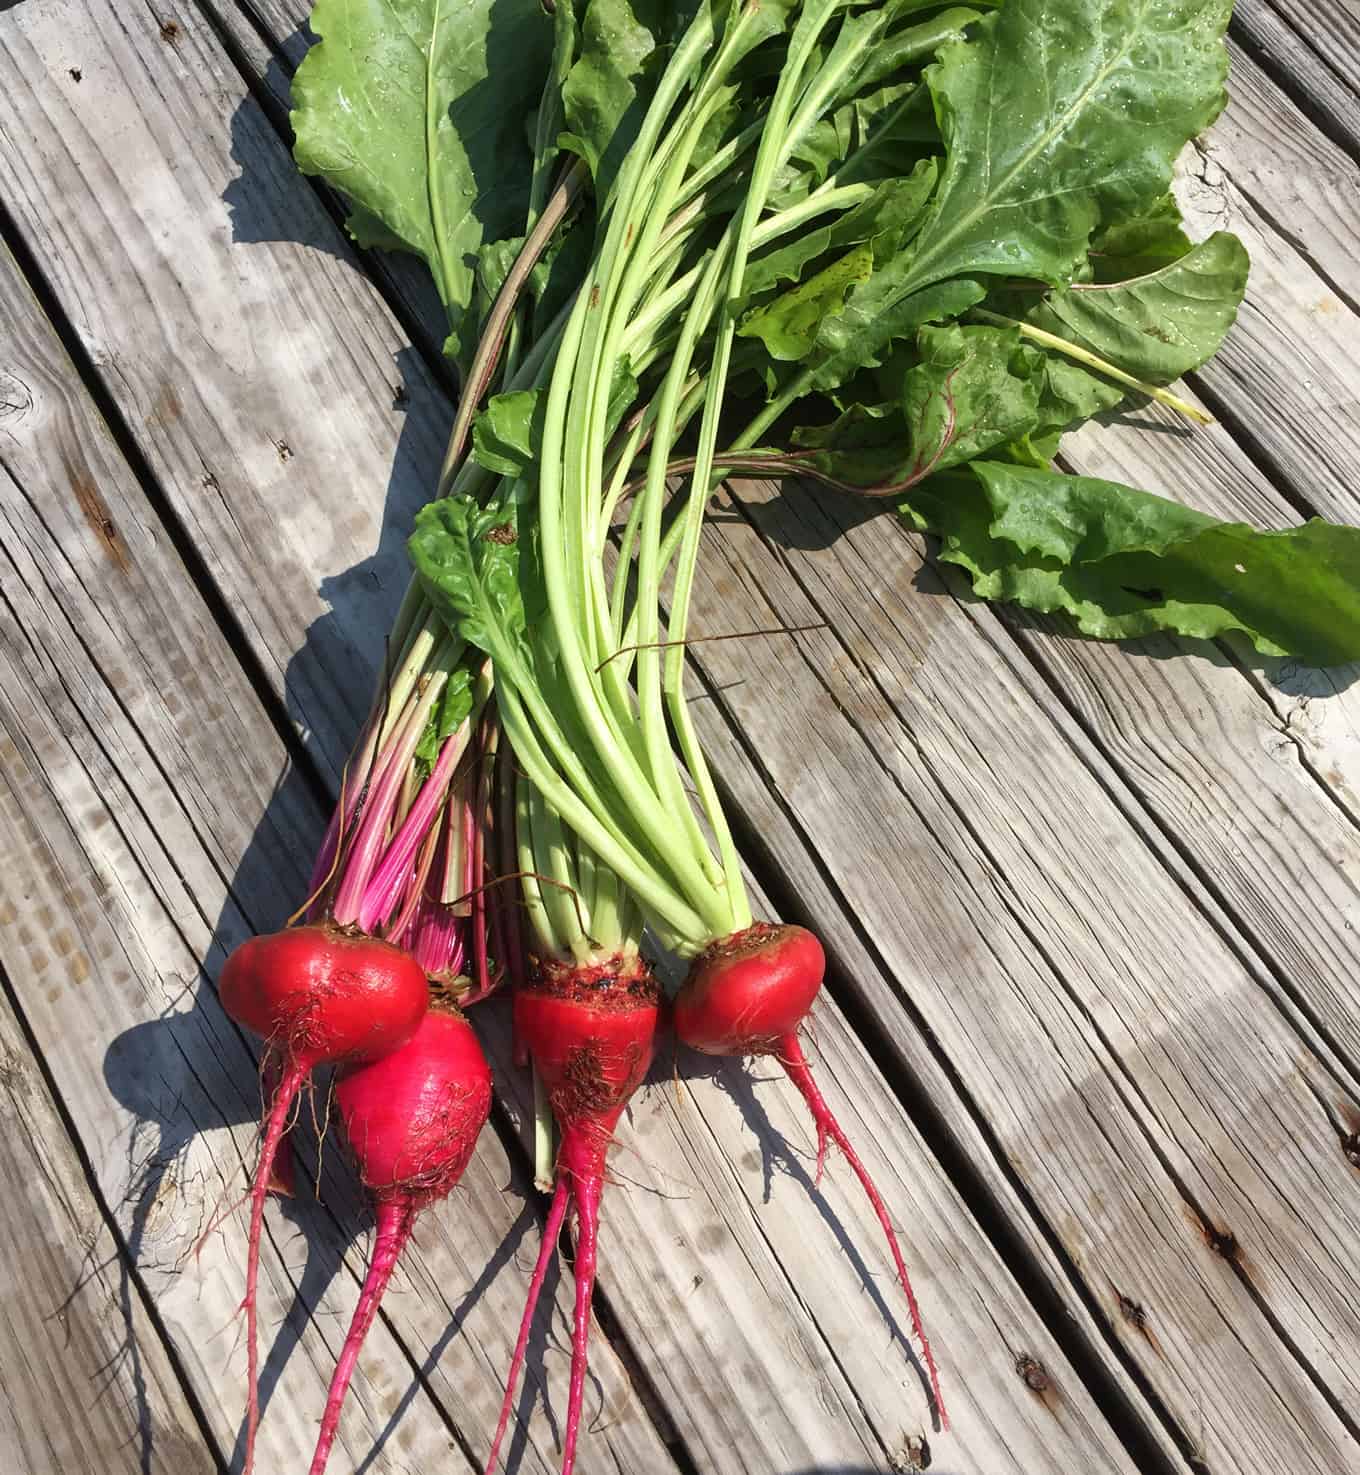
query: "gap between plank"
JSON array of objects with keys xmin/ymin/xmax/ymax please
[{"xmin": 1230, "ymin": 8, "xmax": 1360, "ymax": 168}]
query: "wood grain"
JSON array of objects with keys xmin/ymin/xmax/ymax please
[
  {"xmin": 0, "ymin": 980, "xmax": 214, "ymax": 1475},
  {"xmin": 1175, "ymin": 50, "xmax": 1360, "ymax": 530},
  {"xmin": 1233, "ymin": 0, "xmax": 1360, "ymax": 156},
  {"xmin": 1214, "ymin": 39, "xmax": 1360, "ymax": 310},
  {"xmin": 681, "ymin": 474, "xmax": 1360, "ymax": 1474},
  {"xmin": 1047, "ymin": 403, "xmax": 1360, "ymax": 1065},
  {"xmin": 0, "ymin": 238, "xmax": 676, "ymax": 1474}
]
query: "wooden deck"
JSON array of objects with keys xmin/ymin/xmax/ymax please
[{"xmin": 1, "ymin": 1, "xmax": 1359, "ymax": 1471}]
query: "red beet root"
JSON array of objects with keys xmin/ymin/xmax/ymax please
[
  {"xmin": 308, "ymin": 1005, "xmax": 493, "ymax": 1475},
  {"xmin": 673, "ymin": 922, "xmax": 946, "ymax": 1427},
  {"xmin": 485, "ymin": 956, "xmax": 661, "ymax": 1475},
  {"xmin": 217, "ymin": 922, "xmax": 429, "ymax": 1473},
  {"xmin": 673, "ymin": 920, "xmax": 824, "ymax": 1054}
]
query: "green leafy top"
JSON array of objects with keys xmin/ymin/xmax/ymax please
[
  {"xmin": 906, "ymin": 0, "xmax": 1233, "ymax": 290},
  {"xmin": 291, "ymin": 0, "xmax": 553, "ymax": 371},
  {"xmin": 904, "ymin": 462, "xmax": 1360, "ymax": 666},
  {"xmin": 290, "ymin": 0, "xmax": 1360, "ymax": 983},
  {"xmin": 1022, "ymin": 231, "xmax": 1249, "ymax": 383},
  {"xmin": 412, "ymin": 664, "xmax": 475, "ymax": 773},
  {"xmin": 560, "ymin": 0, "xmax": 686, "ymax": 204}
]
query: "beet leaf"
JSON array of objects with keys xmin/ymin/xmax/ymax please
[{"xmin": 904, "ymin": 462, "xmax": 1360, "ymax": 664}]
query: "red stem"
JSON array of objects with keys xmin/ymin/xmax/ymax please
[
  {"xmin": 778, "ymin": 1032, "xmax": 948, "ymax": 1430},
  {"xmin": 388, "ymin": 811, "xmax": 443, "ymax": 951},
  {"xmin": 562, "ymin": 1173, "xmax": 602, "ymax": 1475},
  {"xmin": 358, "ymin": 721, "xmax": 468, "ymax": 934},
  {"xmin": 307, "ymin": 1199, "xmax": 417, "ymax": 1475},
  {"xmin": 437, "ymin": 162, "xmax": 587, "ymax": 499},
  {"xmin": 470, "ymin": 729, "xmax": 493, "ymax": 999},
  {"xmin": 242, "ymin": 1057, "xmax": 309, "ymax": 1475},
  {"xmin": 498, "ymin": 747, "xmax": 530, "ymax": 1067},
  {"xmin": 484, "ymin": 1176, "xmax": 571, "ymax": 1475}
]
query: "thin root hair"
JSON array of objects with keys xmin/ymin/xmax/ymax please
[{"xmin": 593, "ymin": 621, "xmax": 827, "ymax": 673}]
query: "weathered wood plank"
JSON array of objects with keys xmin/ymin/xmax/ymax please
[
  {"xmin": 681, "ymin": 474, "xmax": 1360, "ymax": 1473},
  {"xmin": 0, "ymin": 3, "xmax": 1154, "ymax": 1470},
  {"xmin": 0, "ymin": 979, "xmax": 215, "ymax": 1475},
  {"xmin": 1174, "ymin": 52, "xmax": 1360, "ymax": 530},
  {"xmin": 1048, "ymin": 396, "xmax": 1360, "ymax": 1062},
  {"xmin": 0, "ymin": 239, "xmax": 676, "ymax": 1474},
  {"xmin": 1233, "ymin": 0, "xmax": 1360, "ymax": 157},
  {"xmin": 0, "ymin": 0, "xmax": 425, "ymax": 790},
  {"xmin": 1214, "ymin": 38, "xmax": 1360, "ymax": 309}
]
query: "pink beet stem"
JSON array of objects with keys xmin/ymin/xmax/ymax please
[
  {"xmin": 404, "ymin": 804, "xmax": 467, "ymax": 980},
  {"xmin": 331, "ymin": 699, "xmax": 428, "ymax": 925},
  {"xmin": 307, "ymin": 718, "xmax": 381, "ymax": 904},
  {"xmin": 386, "ymin": 802, "xmax": 444, "ymax": 946},
  {"xmin": 483, "ymin": 780, "xmax": 511, "ymax": 998},
  {"xmin": 469, "ymin": 749, "xmax": 489, "ymax": 991},
  {"xmin": 357, "ymin": 723, "xmax": 468, "ymax": 933},
  {"xmin": 562, "ymin": 1172, "xmax": 602, "ymax": 1475},
  {"xmin": 778, "ymin": 1032, "xmax": 948, "ymax": 1430},
  {"xmin": 470, "ymin": 720, "xmax": 496, "ymax": 996},
  {"xmin": 308, "ymin": 1199, "xmax": 417, "ymax": 1475},
  {"xmin": 243, "ymin": 1057, "xmax": 309, "ymax": 1475},
  {"xmin": 484, "ymin": 1176, "xmax": 571, "ymax": 1475},
  {"xmin": 458, "ymin": 772, "xmax": 477, "ymax": 918},
  {"xmin": 469, "ymin": 813, "xmax": 490, "ymax": 999},
  {"xmin": 416, "ymin": 896, "xmax": 467, "ymax": 980}
]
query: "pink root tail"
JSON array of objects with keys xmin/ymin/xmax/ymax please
[
  {"xmin": 484, "ymin": 1177, "xmax": 571, "ymax": 1475},
  {"xmin": 562, "ymin": 1173, "xmax": 601, "ymax": 1475},
  {"xmin": 243, "ymin": 1059, "xmax": 308, "ymax": 1475},
  {"xmin": 308, "ymin": 1199, "xmax": 417, "ymax": 1475},
  {"xmin": 779, "ymin": 1032, "xmax": 947, "ymax": 1430},
  {"xmin": 260, "ymin": 1054, "xmax": 297, "ymax": 1197}
]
